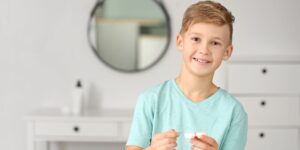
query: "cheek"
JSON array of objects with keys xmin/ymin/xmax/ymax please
[
  {"xmin": 213, "ymin": 50, "xmax": 226, "ymax": 62},
  {"xmin": 183, "ymin": 52, "xmax": 190, "ymax": 61},
  {"xmin": 182, "ymin": 51, "xmax": 192, "ymax": 63}
]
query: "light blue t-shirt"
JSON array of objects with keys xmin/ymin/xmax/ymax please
[{"xmin": 127, "ymin": 79, "xmax": 248, "ymax": 150}]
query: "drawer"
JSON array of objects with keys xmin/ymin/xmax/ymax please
[
  {"xmin": 246, "ymin": 128, "xmax": 299, "ymax": 150},
  {"xmin": 237, "ymin": 96, "xmax": 300, "ymax": 126},
  {"xmin": 228, "ymin": 64, "xmax": 300, "ymax": 94},
  {"xmin": 35, "ymin": 121, "xmax": 118, "ymax": 137}
]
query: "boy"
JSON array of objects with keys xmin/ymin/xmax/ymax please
[{"xmin": 126, "ymin": 1, "xmax": 248, "ymax": 150}]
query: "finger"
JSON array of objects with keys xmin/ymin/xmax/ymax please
[
  {"xmin": 154, "ymin": 138, "xmax": 177, "ymax": 147},
  {"xmin": 161, "ymin": 142, "xmax": 177, "ymax": 150},
  {"xmin": 152, "ymin": 130, "xmax": 179, "ymax": 142},
  {"xmin": 152, "ymin": 133, "xmax": 165, "ymax": 142},
  {"xmin": 191, "ymin": 145, "xmax": 205, "ymax": 150},
  {"xmin": 197, "ymin": 135, "xmax": 218, "ymax": 147},
  {"xmin": 166, "ymin": 129, "xmax": 179, "ymax": 138},
  {"xmin": 191, "ymin": 138, "xmax": 211, "ymax": 149}
]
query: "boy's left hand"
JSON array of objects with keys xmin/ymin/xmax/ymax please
[{"xmin": 190, "ymin": 134, "xmax": 218, "ymax": 150}]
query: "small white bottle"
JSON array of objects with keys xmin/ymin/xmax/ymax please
[{"xmin": 72, "ymin": 80, "xmax": 84, "ymax": 115}]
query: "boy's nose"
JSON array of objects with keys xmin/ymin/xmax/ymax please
[{"xmin": 197, "ymin": 43, "xmax": 209, "ymax": 55}]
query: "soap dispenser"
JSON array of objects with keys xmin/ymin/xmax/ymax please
[{"xmin": 72, "ymin": 80, "xmax": 84, "ymax": 115}]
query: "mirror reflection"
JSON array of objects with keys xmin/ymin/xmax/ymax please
[{"xmin": 89, "ymin": 0, "xmax": 170, "ymax": 72}]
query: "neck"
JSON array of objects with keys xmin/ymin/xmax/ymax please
[{"xmin": 175, "ymin": 65, "xmax": 218, "ymax": 102}]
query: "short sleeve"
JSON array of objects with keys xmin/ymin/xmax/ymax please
[
  {"xmin": 220, "ymin": 110, "xmax": 248, "ymax": 150},
  {"xmin": 126, "ymin": 93, "xmax": 154, "ymax": 148}
]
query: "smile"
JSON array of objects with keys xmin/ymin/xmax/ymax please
[{"xmin": 193, "ymin": 57, "xmax": 211, "ymax": 63}]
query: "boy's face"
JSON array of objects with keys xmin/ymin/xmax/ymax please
[{"xmin": 176, "ymin": 22, "xmax": 233, "ymax": 77}]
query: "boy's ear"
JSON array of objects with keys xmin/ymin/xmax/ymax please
[
  {"xmin": 223, "ymin": 44, "xmax": 233, "ymax": 61},
  {"xmin": 176, "ymin": 34, "xmax": 184, "ymax": 51}
]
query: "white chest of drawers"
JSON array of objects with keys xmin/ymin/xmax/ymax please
[
  {"xmin": 226, "ymin": 57, "xmax": 300, "ymax": 150},
  {"xmin": 24, "ymin": 108, "xmax": 132, "ymax": 150}
]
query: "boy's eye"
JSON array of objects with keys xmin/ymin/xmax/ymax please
[
  {"xmin": 191, "ymin": 37, "xmax": 200, "ymax": 42},
  {"xmin": 212, "ymin": 41, "xmax": 221, "ymax": 46}
]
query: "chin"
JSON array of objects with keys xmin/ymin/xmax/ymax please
[{"xmin": 190, "ymin": 68, "xmax": 214, "ymax": 77}]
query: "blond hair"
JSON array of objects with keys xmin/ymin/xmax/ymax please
[{"xmin": 180, "ymin": 1, "xmax": 235, "ymax": 42}]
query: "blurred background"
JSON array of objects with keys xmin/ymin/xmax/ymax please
[{"xmin": 0, "ymin": 0, "xmax": 300, "ymax": 150}]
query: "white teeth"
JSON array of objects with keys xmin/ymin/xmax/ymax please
[{"xmin": 194, "ymin": 58, "xmax": 209, "ymax": 63}]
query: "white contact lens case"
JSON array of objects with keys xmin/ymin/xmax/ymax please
[
  {"xmin": 184, "ymin": 133, "xmax": 195, "ymax": 139},
  {"xmin": 196, "ymin": 132, "xmax": 206, "ymax": 138},
  {"xmin": 184, "ymin": 132, "xmax": 206, "ymax": 139}
]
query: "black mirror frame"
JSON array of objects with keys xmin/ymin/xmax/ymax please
[{"xmin": 87, "ymin": 0, "xmax": 171, "ymax": 73}]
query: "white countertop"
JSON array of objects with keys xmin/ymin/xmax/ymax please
[{"xmin": 24, "ymin": 108, "xmax": 133, "ymax": 121}]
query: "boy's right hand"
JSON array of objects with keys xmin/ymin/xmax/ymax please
[{"xmin": 147, "ymin": 129, "xmax": 179, "ymax": 150}]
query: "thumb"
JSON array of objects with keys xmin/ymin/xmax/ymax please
[{"xmin": 167, "ymin": 129, "xmax": 179, "ymax": 137}]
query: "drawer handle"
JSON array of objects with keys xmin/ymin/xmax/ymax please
[
  {"xmin": 259, "ymin": 132, "xmax": 265, "ymax": 138},
  {"xmin": 260, "ymin": 100, "xmax": 266, "ymax": 107},
  {"xmin": 261, "ymin": 68, "xmax": 268, "ymax": 74},
  {"xmin": 73, "ymin": 126, "xmax": 80, "ymax": 132}
]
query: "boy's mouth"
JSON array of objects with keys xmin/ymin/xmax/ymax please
[{"xmin": 193, "ymin": 57, "xmax": 211, "ymax": 63}]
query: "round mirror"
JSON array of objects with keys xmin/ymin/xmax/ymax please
[{"xmin": 88, "ymin": 0, "xmax": 171, "ymax": 72}]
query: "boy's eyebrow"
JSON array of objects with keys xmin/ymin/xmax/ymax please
[
  {"xmin": 188, "ymin": 32, "xmax": 224, "ymax": 41},
  {"xmin": 211, "ymin": 37, "xmax": 224, "ymax": 41},
  {"xmin": 188, "ymin": 32, "xmax": 202, "ymax": 36}
]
